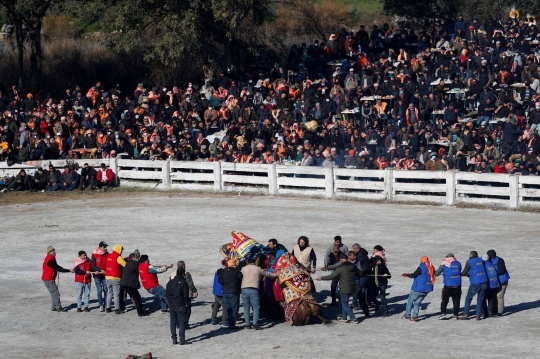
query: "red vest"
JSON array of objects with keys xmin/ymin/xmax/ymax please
[
  {"xmin": 93, "ymin": 252, "xmax": 108, "ymax": 277},
  {"xmin": 42, "ymin": 254, "xmax": 57, "ymax": 281},
  {"xmin": 138, "ymin": 262, "xmax": 159, "ymax": 290},
  {"xmin": 106, "ymin": 251, "xmax": 122, "ymax": 278},
  {"xmin": 75, "ymin": 260, "xmax": 92, "ymax": 284}
]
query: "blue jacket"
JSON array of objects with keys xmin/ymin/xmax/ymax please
[
  {"xmin": 442, "ymin": 260, "xmax": 462, "ymax": 287},
  {"xmin": 492, "ymin": 256, "xmax": 510, "ymax": 284},
  {"xmin": 411, "ymin": 263, "xmax": 433, "ymax": 293},
  {"xmin": 468, "ymin": 257, "xmax": 488, "ymax": 285},
  {"xmin": 484, "ymin": 260, "xmax": 501, "ymax": 289},
  {"xmin": 212, "ymin": 269, "xmax": 224, "ymax": 297}
]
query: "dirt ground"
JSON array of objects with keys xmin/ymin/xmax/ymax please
[{"xmin": 1, "ymin": 195, "xmax": 539, "ymax": 359}]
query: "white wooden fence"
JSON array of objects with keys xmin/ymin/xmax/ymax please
[{"xmin": 2, "ymin": 159, "xmax": 540, "ymax": 209}]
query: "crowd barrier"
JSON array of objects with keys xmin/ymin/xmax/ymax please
[{"xmin": 2, "ymin": 159, "xmax": 540, "ymax": 209}]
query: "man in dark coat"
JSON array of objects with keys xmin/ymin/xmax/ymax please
[
  {"xmin": 119, "ymin": 253, "xmax": 148, "ymax": 317},
  {"xmin": 166, "ymin": 268, "xmax": 192, "ymax": 344}
]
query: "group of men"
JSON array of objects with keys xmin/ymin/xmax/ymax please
[
  {"xmin": 41, "ymin": 242, "xmax": 197, "ymax": 345},
  {"xmin": 2, "ymin": 162, "xmax": 115, "ymax": 192},
  {"xmin": 42, "ymin": 236, "xmax": 511, "ymax": 344}
]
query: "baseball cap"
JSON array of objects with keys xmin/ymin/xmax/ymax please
[{"xmin": 99, "ymin": 241, "xmax": 108, "ymax": 248}]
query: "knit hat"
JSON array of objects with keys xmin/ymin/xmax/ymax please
[
  {"xmin": 374, "ymin": 245, "xmax": 384, "ymax": 251},
  {"xmin": 133, "ymin": 249, "xmax": 140, "ymax": 257},
  {"xmin": 46, "ymin": 246, "xmax": 55, "ymax": 253}
]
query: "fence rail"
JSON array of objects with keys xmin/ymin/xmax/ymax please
[{"xmin": 2, "ymin": 159, "xmax": 540, "ymax": 209}]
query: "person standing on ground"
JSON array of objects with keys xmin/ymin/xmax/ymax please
[
  {"xmin": 222, "ymin": 258, "xmax": 241, "ymax": 330},
  {"xmin": 292, "ymin": 236, "xmax": 317, "ymax": 273},
  {"xmin": 317, "ymin": 251, "xmax": 363, "ymax": 324},
  {"xmin": 402, "ymin": 256, "xmax": 436, "ymax": 322},
  {"xmin": 105, "ymin": 244, "xmax": 126, "ymax": 314},
  {"xmin": 91, "ymin": 241, "xmax": 108, "ymax": 312},
  {"xmin": 138, "ymin": 255, "xmax": 173, "ymax": 313},
  {"xmin": 482, "ymin": 254, "xmax": 501, "ymax": 318},
  {"xmin": 460, "ymin": 251, "xmax": 488, "ymax": 320},
  {"xmin": 239, "ymin": 257, "xmax": 277, "ymax": 330},
  {"xmin": 351, "ymin": 243, "xmax": 371, "ymax": 317},
  {"xmin": 434, "ymin": 253, "xmax": 462, "ymax": 320},
  {"xmin": 368, "ymin": 255, "xmax": 391, "ymax": 317},
  {"xmin": 211, "ymin": 263, "xmax": 228, "ymax": 326},
  {"xmin": 73, "ymin": 250, "xmax": 95, "ymax": 312},
  {"xmin": 42, "ymin": 246, "xmax": 73, "ymax": 312},
  {"xmin": 166, "ymin": 267, "xmax": 192, "ymax": 345},
  {"xmin": 170, "ymin": 261, "xmax": 197, "ymax": 328},
  {"xmin": 320, "ymin": 245, "xmax": 342, "ymax": 306},
  {"xmin": 487, "ymin": 249, "xmax": 510, "ymax": 316},
  {"xmin": 120, "ymin": 253, "xmax": 148, "ymax": 317}
]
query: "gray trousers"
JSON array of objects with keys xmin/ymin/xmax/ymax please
[
  {"xmin": 106, "ymin": 279, "xmax": 121, "ymax": 310},
  {"xmin": 211, "ymin": 295, "xmax": 228, "ymax": 322},
  {"xmin": 43, "ymin": 280, "xmax": 62, "ymax": 310}
]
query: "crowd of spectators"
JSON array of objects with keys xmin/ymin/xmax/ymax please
[{"xmin": 2, "ymin": 13, "xmax": 540, "ymax": 177}]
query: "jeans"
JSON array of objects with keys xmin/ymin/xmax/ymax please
[
  {"xmin": 531, "ymin": 123, "xmax": 539, "ymax": 133},
  {"xmin": 147, "ymin": 285, "xmax": 169, "ymax": 310},
  {"xmin": 60, "ymin": 182, "xmax": 78, "ymax": 190},
  {"xmin": 211, "ymin": 295, "xmax": 228, "ymax": 323},
  {"xmin": 356, "ymin": 277, "xmax": 370, "ymax": 316},
  {"xmin": 106, "ymin": 279, "xmax": 121, "ymax": 310},
  {"xmin": 482, "ymin": 287, "xmax": 499, "ymax": 316},
  {"xmin": 463, "ymin": 282, "xmax": 488, "ymax": 317},
  {"xmin": 392, "ymin": 116, "xmax": 404, "ymax": 128},
  {"xmin": 46, "ymin": 183, "xmax": 62, "ymax": 191},
  {"xmin": 223, "ymin": 294, "xmax": 240, "ymax": 328},
  {"xmin": 405, "ymin": 290, "xmax": 428, "ymax": 317},
  {"xmin": 340, "ymin": 293, "xmax": 355, "ymax": 320},
  {"xmin": 94, "ymin": 276, "xmax": 107, "ymax": 306},
  {"xmin": 169, "ymin": 305, "xmax": 187, "ymax": 342},
  {"xmin": 76, "ymin": 282, "xmax": 91, "ymax": 308},
  {"xmin": 241, "ymin": 288, "xmax": 261, "ymax": 326},
  {"xmin": 43, "ymin": 280, "xmax": 62, "ymax": 310}
]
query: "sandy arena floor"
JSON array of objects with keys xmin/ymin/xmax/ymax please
[{"xmin": 0, "ymin": 194, "xmax": 539, "ymax": 359}]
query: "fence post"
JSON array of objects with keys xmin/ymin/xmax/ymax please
[
  {"xmin": 110, "ymin": 157, "xmax": 118, "ymax": 186},
  {"xmin": 268, "ymin": 164, "xmax": 277, "ymax": 195},
  {"xmin": 213, "ymin": 161, "xmax": 222, "ymax": 192},
  {"xmin": 445, "ymin": 171, "xmax": 456, "ymax": 206},
  {"xmin": 384, "ymin": 168, "xmax": 393, "ymax": 201},
  {"xmin": 509, "ymin": 175, "xmax": 519, "ymax": 209},
  {"xmin": 162, "ymin": 160, "xmax": 171, "ymax": 190},
  {"xmin": 325, "ymin": 167, "xmax": 334, "ymax": 198}
]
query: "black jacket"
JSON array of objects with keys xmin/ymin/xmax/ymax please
[
  {"xmin": 367, "ymin": 256, "xmax": 392, "ymax": 287},
  {"xmin": 222, "ymin": 266, "xmax": 242, "ymax": 295},
  {"xmin": 119, "ymin": 260, "xmax": 141, "ymax": 289},
  {"xmin": 166, "ymin": 275, "xmax": 189, "ymax": 309}
]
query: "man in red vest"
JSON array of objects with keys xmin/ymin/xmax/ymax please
[
  {"xmin": 90, "ymin": 241, "xmax": 108, "ymax": 312},
  {"xmin": 42, "ymin": 246, "xmax": 73, "ymax": 312},
  {"xmin": 138, "ymin": 255, "xmax": 173, "ymax": 313},
  {"xmin": 73, "ymin": 251, "xmax": 96, "ymax": 312}
]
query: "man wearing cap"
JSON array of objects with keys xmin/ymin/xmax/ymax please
[
  {"xmin": 434, "ymin": 253, "xmax": 462, "ymax": 320},
  {"xmin": 96, "ymin": 163, "xmax": 115, "ymax": 191},
  {"xmin": 138, "ymin": 255, "xmax": 173, "ymax": 313},
  {"xmin": 91, "ymin": 241, "xmax": 109, "ymax": 311},
  {"xmin": 42, "ymin": 246, "xmax": 74, "ymax": 312}
]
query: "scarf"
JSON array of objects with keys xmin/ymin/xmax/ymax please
[
  {"xmin": 374, "ymin": 265, "xmax": 380, "ymax": 287},
  {"xmin": 92, "ymin": 247, "xmax": 107, "ymax": 256},
  {"xmin": 420, "ymin": 256, "xmax": 436, "ymax": 284},
  {"xmin": 73, "ymin": 256, "xmax": 88, "ymax": 268},
  {"xmin": 373, "ymin": 251, "xmax": 387, "ymax": 262},
  {"xmin": 441, "ymin": 257, "xmax": 456, "ymax": 268}
]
